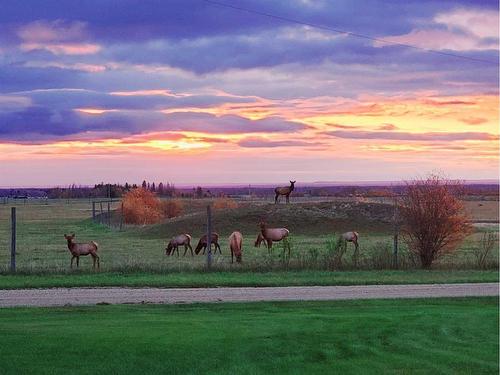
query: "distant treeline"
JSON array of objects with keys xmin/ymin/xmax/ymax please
[{"xmin": 0, "ymin": 183, "xmax": 497, "ymax": 199}]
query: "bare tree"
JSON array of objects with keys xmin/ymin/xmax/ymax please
[{"xmin": 400, "ymin": 174, "xmax": 472, "ymax": 268}]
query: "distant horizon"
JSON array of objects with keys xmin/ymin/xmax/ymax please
[{"xmin": 1, "ymin": 178, "xmax": 498, "ymax": 190}]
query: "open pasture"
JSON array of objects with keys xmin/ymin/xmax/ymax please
[
  {"xmin": 0, "ymin": 298, "xmax": 497, "ymax": 374},
  {"xmin": 0, "ymin": 198, "xmax": 498, "ymax": 273}
]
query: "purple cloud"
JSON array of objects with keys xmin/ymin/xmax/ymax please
[
  {"xmin": 327, "ymin": 130, "xmax": 498, "ymax": 141},
  {"xmin": 238, "ymin": 138, "xmax": 315, "ymax": 148}
]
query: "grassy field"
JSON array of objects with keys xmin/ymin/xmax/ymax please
[
  {"xmin": 0, "ymin": 269, "xmax": 497, "ymax": 289},
  {"xmin": 0, "ymin": 297, "xmax": 497, "ymax": 374},
  {"xmin": 0, "ymin": 198, "xmax": 498, "ymax": 273}
]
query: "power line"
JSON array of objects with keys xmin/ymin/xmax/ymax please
[{"xmin": 202, "ymin": 0, "xmax": 499, "ymax": 66}]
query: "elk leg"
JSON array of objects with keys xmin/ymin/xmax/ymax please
[
  {"xmin": 231, "ymin": 249, "xmax": 234, "ymax": 264},
  {"xmin": 76, "ymin": 256, "xmax": 80, "ymax": 267},
  {"xmin": 96, "ymin": 255, "xmax": 100, "ymax": 269},
  {"xmin": 275, "ymin": 193, "xmax": 279, "ymax": 204},
  {"xmin": 216, "ymin": 243, "xmax": 221, "ymax": 254},
  {"xmin": 188, "ymin": 244, "xmax": 193, "ymax": 256},
  {"xmin": 176, "ymin": 246, "xmax": 179, "ymax": 257},
  {"xmin": 70, "ymin": 256, "xmax": 75, "ymax": 268},
  {"xmin": 92, "ymin": 254, "xmax": 96, "ymax": 269},
  {"xmin": 183, "ymin": 245, "xmax": 188, "ymax": 256},
  {"xmin": 286, "ymin": 194, "xmax": 290, "ymax": 204}
]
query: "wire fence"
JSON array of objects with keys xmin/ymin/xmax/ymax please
[{"xmin": 0, "ymin": 198, "xmax": 498, "ymax": 273}]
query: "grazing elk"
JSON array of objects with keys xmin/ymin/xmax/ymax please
[
  {"xmin": 258, "ymin": 222, "xmax": 291, "ymax": 257},
  {"xmin": 165, "ymin": 234, "xmax": 193, "ymax": 257},
  {"xmin": 64, "ymin": 233, "xmax": 100, "ymax": 269},
  {"xmin": 337, "ymin": 231, "xmax": 360, "ymax": 267},
  {"xmin": 274, "ymin": 180, "xmax": 296, "ymax": 204},
  {"xmin": 229, "ymin": 231, "xmax": 243, "ymax": 263},
  {"xmin": 194, "ymin": 233, "xmax": 222, "ymax": 255}
]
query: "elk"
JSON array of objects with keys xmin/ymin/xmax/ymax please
[
  {"xmin": 258, "ymin": 222, "xmax": 290, "ymax": 257},
  {"xmin": 337, "ymin": 231, "xmax": 360, "ymax": 267},
  {"xmin": 275, "ymin": 180, "xmax": 296, "ymax": 204},
  {"xmin": 64, "ymin": 233, "xmax": 100, "ymax": 269},
  {"xmin": 165, "ymin": 234, "xmax": 193, "ymax": 257},
  {"xmin": 229, "ymin": 231, "xmax": 243, "ymax": 263},
  {"xmin": 194, "ymin": 233, "xmax": 222, "ymax": 255}
]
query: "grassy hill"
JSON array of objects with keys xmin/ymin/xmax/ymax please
[{"xmin": 138, "ymin": 201, "xmax": 394, "ymax": 238}]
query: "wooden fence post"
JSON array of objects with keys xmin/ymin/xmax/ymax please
[
  {"xmin": 206, "ymin": 205, "xmax": 212, "ymax": 269},
  {"xmin": 92, "ymin": 201, "xmax": 96, "ymax": 222},
  {"xmin": 100, "ymin": 202, "xmax": 103, "ymax": 225},
  {"xmin": 10, "ymin": 207, "xmax": 16, "ymax": 272}
]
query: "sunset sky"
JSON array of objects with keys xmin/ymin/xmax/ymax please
[{"xmin": 0, "ymin": 0, "xmax": 498, "ymax": 186}]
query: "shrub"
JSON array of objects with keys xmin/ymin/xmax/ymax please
[
  {"xmin": 366, "ymin": 241, "xmax": 393, "ymax": 269},
  {"xmin": 400, "ymin": 174, "xmax": 472, "ymax": 268},
  {"xmin": 213, "ymin": 198, "xmax": 238, "ymax": 210},
  {"xmin": 161, "ymin": 199, "xmax": 184, "ymax": 218},
  {"xmin": 324, "ymin": 234, "xmax": 343, "ymax": 270},
  {"xmin": 122, "ymin": 188, "xmax": 163, "ymax": 225},
  {"xmin": 473, "ymin": 232, "xmax": 498, "ymax": 269}
]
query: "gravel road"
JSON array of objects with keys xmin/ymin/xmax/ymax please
[{"xmin": 0, "ymin": 283, "xmax": 497, "ymax": 308}]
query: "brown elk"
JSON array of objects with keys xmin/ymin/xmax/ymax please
[
  {"xmin": 64, "ymin": 233, "xmax": 100, "ymax": 269},
  {"xmin": 337, "ymin": 231, "xmax": 360, "ymax": 267},
  {"xmin": 229, "ymin": 231, "xmax": 243, "ymax": 263},
  {"xmin": 275, "ymin": 180, "xmax": 295, "ymax": 204},
  {"xmin": 165, "ymin": 234, "xmax": 193, "ymax": 256},
  {"xmin": 257, "ymin": 222, "xmax": 291, "ymax": 257},
  {"xmin": 194, "ymin": 233, "xmax": 222, "ymax": 255}
]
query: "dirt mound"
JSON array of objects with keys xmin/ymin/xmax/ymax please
[{"xmin": 139, "ymin": 201, "xmax": 393, "ymax": 238}]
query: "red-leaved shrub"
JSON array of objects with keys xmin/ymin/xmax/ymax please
[
  {"xmin": 161, "ymin": 199, "xmax": 184, "ymax": 218},
  {"xmin": 213, "ymin": 198, "xmax": 238, "ymax": 210},
  {"xmin": 400, "ymin": 174, "xmax": 472, "ymax": 268},
  {"xmin": 122, "ymin": 188, "xmax": 163, "ymax": 225}
]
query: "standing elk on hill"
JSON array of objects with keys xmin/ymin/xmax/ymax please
[
  {"xmin": 165, "ymin": 234, "xmax": 193, "ymax": 257},
  {"xmin": 195, "ymin": 233, "xmax": 222, "ymax": 255},
  {"xmin": 275, "ymin": 180, "xmax": 296, "ymax": 204},
  {"xmin": 229, "ymin": 231, "xmax": 243, "ymax": 263},
  {"xmin": 257, "ymin": 222, "xmax": 291, "ymax": 257},
  {"xmin": 64, "ymin": 233, "xmax": 100, "ymax": 269},
  {"xmin": 337, "ymin": 231, "xmax": 360, "ymax": 267}
]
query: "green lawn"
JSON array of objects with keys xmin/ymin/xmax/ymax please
[
  {"xmin": 0, "ymin": 298, "xmax": 497, "ymax": 374},
  {"xmin": 0, "ymin": 269, "xmax": 497, "ymax": 289}
]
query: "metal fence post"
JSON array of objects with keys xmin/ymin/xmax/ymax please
[
  {"xmin": 107, "ymin": 202, "xmax": 111, "ymax": 227},
  {"xmin": 206, "ymin": 205, "xmax": 212, "ymax": 269},
  {"xmin": 10, "ymin": 207, "xmax": 16, "ymax": 272},
  {"xmin": 119, "ymin": 201, "xmax": 124, "ymax": 231},
  {"xmin": 99, "ymin": 202, "xmax": 103, "ymax": 225},
  {"xmin": 392, "ymin": 196, "xmax": 399, "ymax": 269}
]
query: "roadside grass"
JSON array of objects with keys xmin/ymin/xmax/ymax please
[
  {"xmin": 0, "ymin": 297, "xmax": 497, "ymax": 374},
  {"xmin": 0, "ymin": 269, "xmax": 497, "ymax": 289}
]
